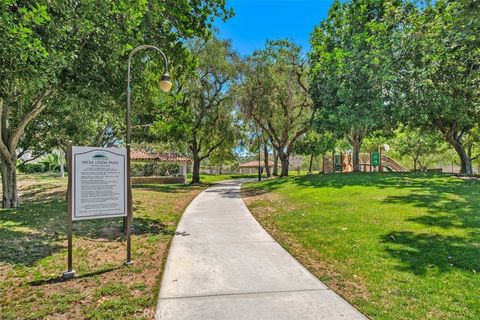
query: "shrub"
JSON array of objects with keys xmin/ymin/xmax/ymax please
[
  {"xmin": 131, "ymin": 162, "xmax": 180, "ymax": 177},
  {"xmin": 18, "ymin": 163, "xmax": 46, "ymax": 174}
]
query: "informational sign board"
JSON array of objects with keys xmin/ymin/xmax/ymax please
[
  {"xmin": 71, "ymin": 146, "xmax": 127, "ymax": 221},
  {"xmin": 372, "ymin": 151, "xmax": 380, "ymax": 167}
]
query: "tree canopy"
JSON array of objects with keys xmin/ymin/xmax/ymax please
[
  {"xmin": 393, "ymin": 0, "xmax": 480, "ymax": 174},
  {"xmin": 151, "ymin": 38, "xmax": 242, "ymax": 183},
  {"xmin": 0, "ymin": 0, "xmax": 232, "ymax": 206},
  {"xmin": 309, "ymin": 0, "xmax": 413, "ymax": 172},
  {"xmin": 239, "ymin": 40, "xmax": 314, "ymax": 176}
]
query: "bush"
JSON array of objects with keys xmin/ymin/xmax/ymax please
[
  {"xmin": 39, "ymin": 154, "xmax": 60, "ymax": 172},
  {"xmin": 18, "ymin": 163, "xmax": 46, "ymax": 174},
  {"xmin": 131, "ymin": 162, "xmax": 180, "ymax": 177}
]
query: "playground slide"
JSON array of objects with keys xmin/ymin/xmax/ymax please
[
  {"xmin": 382, "ymin": 156, "xmax": 410, "ymax": 172},
  {"xmin": 323, "ymin": 154, "xmax": 410, "ymax": 173}
]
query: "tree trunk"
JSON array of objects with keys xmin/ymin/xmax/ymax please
[
  {"xmin": 1, "ymin": 157, "xmax": 18, "ymax": 208},
  {"xmin": 263, "ymin": 144, "xmax": 271, "ymax": 177},
  {"xmin": 59, "ymin": 150, "xmax": 65, "ymax": 178},
  {"xmin": 346, "ymin": 128, "xmax": 365, "ymax": 173},
  {"xmin": 352, "ymin": 140, "xmax": 361, "ymax": 172},
  {"xmin": 0, "ymin": 91, "xmax": 51, "ymax": 208},
  {"xmin": 279, "ymin": 152, "xmax": 289, "ymax": 177},
  {"xmin": 191, "ymin": 154, "xmax": 201, "ymax": 184},
  {"xmin": 448, "ymin": 137, "xmax": 473, "ymax": 175},
  {"xmin": 273, "ymin": 149, "xmax": 278, "ymax": 176},
  {"xmin": 308, "ymin": 154, "xmax": 314, "ymax": 174},
  {"xmin": 417, "ymin": 159, "xmax": 426, "ymax": 172},
  {"xmin": 413, "ymin": 156, "xmax": 417, "ymax": 172}
]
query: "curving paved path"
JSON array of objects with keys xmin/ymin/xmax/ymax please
[{"xmin": 156, "ymin": 180, "xmax": 367, "ymax": 320}]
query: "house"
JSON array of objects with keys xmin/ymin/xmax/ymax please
[
  {"xmin": 238, "ymin": 160, "xmax": 274, "ymax": 174},
  {"xmin": 130, "ymin": 150, "xmax": 191, "ymax": 184}
]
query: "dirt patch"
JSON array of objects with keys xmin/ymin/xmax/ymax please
[{"xmin": 16, "ymin": 175, "xmax": 67, "ymax": 203}]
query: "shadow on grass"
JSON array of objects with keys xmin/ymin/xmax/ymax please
[
  {"xmin": 0, "ymin": 226, "xmax": 64, "ymax": 266},
  {"xmin": 381, "ymin": 231, "xmax": 480, "ymax": 275},
  {"xmin": 245, "ymin": 172, "xmax": 466, "ymax": 192},
  {"xmin": 28, "ymin": 265, "xmax": 124, "ymax": 286},
  {"xmin": 245, "ymin": 172, "xmax": 480, "ymax": 275},
  {"xmin": 380, "ymin": 179, "xmax": 480, "ymax": 275},
  {"xmin": 19, "ymin": 184, "xmax": 66, "ymax": 203},
  {"xmin": 0, "ymin": 193, "xmax": 176, "ymax": 266},
  {"xmin": 132, "ymin": 183, "xmax": 204, "ymax": 193}
]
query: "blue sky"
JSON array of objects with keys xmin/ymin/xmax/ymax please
[{"xmin": 215, "ymin": 0, "xmax": 334, "ymax": 56}]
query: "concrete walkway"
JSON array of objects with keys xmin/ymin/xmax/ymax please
[{"xmin": 156, "ymin": 180, "xmax": 367, "ymax": 320}]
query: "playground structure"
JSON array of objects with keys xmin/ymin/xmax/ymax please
[{"xmin": 323, "ymin": 152, "xmax": 409, "ymax": 173}]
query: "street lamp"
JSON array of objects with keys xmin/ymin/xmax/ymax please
[
  {"xmin": 159, "ymin": 73, "xmax": 173, "ymax": 92},
  {"xmin": 258, "ymin": 129, "xmax": 262, "ymax": 182},
  {"xmin": 124, "ymin": 45, "xmax": 171, "ymax": 265},
  {"xmin": 127, "ymin": 45, "xmax": 172, "ymax": 143}
]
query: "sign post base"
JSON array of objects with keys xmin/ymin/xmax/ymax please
[
  {"xmin": 62, "ymin": 270, "xmax": 75, "ymax": 279},
  {"xmin": 123, "ymin": 260, "xmax": 133, "ymax": 266}
]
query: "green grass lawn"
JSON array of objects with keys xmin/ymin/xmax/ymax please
[
  {"xmin": 188, "ymin": 171, "xmax": 307, "ymax": 184},
  {"xmin": 0, "ymin": 174, "xmax": 210, "ymax": 320},
  {"xmin": 243, "ymin": 173, "xmax": 480, "ymax": 320},
  {"xmin": 190, "ymin": 173, "xmax": 258, "ymax": 184}
]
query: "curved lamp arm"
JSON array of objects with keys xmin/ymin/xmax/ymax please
[
  {"xmin": 126, "ymin": 45, "xmax": 171, "ymax": 144},
  {"xmin": 127, "ymin": 45, "xmax": 169, "ymax": 84}
]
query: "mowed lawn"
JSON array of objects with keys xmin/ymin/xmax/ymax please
[
  {"xmin": 0, "ymin": 174, "xmax": 221, "ymax": 320},
  {"xmin": 243, "ymin": 173, "xmax": 480, "ymax": 320}
]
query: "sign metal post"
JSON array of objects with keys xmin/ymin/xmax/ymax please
[
  {"xmin": 63, "ymin": 144, "xmax": 129, "ymax": 278},
  {"xmin": 63, "ymin": 142, "xmax": 75, "ymax": 279},
  {"xmin": 125, "ymin": 144, "xmax": 133, "ymax": 265}
]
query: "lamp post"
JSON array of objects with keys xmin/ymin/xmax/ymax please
[
  {"xmin": 124, "ymin": 45, "xmax": 172, "ymax": 265},
  {"xmin": 258, "ymin": 129, "xmax": 262, "ymax": 182}
]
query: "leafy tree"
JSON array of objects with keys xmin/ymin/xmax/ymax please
[
  {"xmin": 207, "ymin": 147, "xmax": 238, "ymax": 174},
  {"xmin": 20, "ymin": 93, "xmax": 122, "ymax": 163},
  {"xmin": 0, "ymin": 1, "xmax": 231, "ymax": 207},
  {"xmin": 309, "ymin": 0, "xmax": 410, "ymax": 172},
  {"xmin": 239, "ymin": 40, "xmax": 314, "ymax": 177},
  {"xmin": 241, "ymin": 122, "xmax": 272, "ymax": 177},
  {"xmin": 394, "ymin": 0, "xmax": 480, "ymax": 174},
  {"xmin": 151, "ymin": 38, "xmax": 241, "ymax": 183},
  {"xmin": 392, "ymin": 127, "xmax": 445, "ymax": 171},
  {"xmin": 293, "ymin": 131, "xmax": 335, "ymax": 173}
]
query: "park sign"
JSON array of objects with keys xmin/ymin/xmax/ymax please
[
  {"xmin": 63, "ymin": 144, "xmax": 130, "ymax": 279},
  {"xmin": 71, "ymin": 146, "xmax": 127, "ymax": 220},
  {"xmin": 372, "ymin": 151, "xmax": 380, "ymax": 167}
]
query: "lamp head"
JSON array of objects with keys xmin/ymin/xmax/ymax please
[{"xmin": 159, "ymin": 73, "xmax": 172, "ymax": 92}]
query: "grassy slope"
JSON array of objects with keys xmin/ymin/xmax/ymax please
[
  {"xmin": 243, "ymin": 173, "xmax": 480, "ymax": 320},
  {"xmin": 0, "ymin": 175, "xmax": 210, "ymax": 319}
]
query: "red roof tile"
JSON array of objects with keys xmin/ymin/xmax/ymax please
[{"xmin": 130, "ymin": 150, "xmax": 157, "ymax": 160}]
